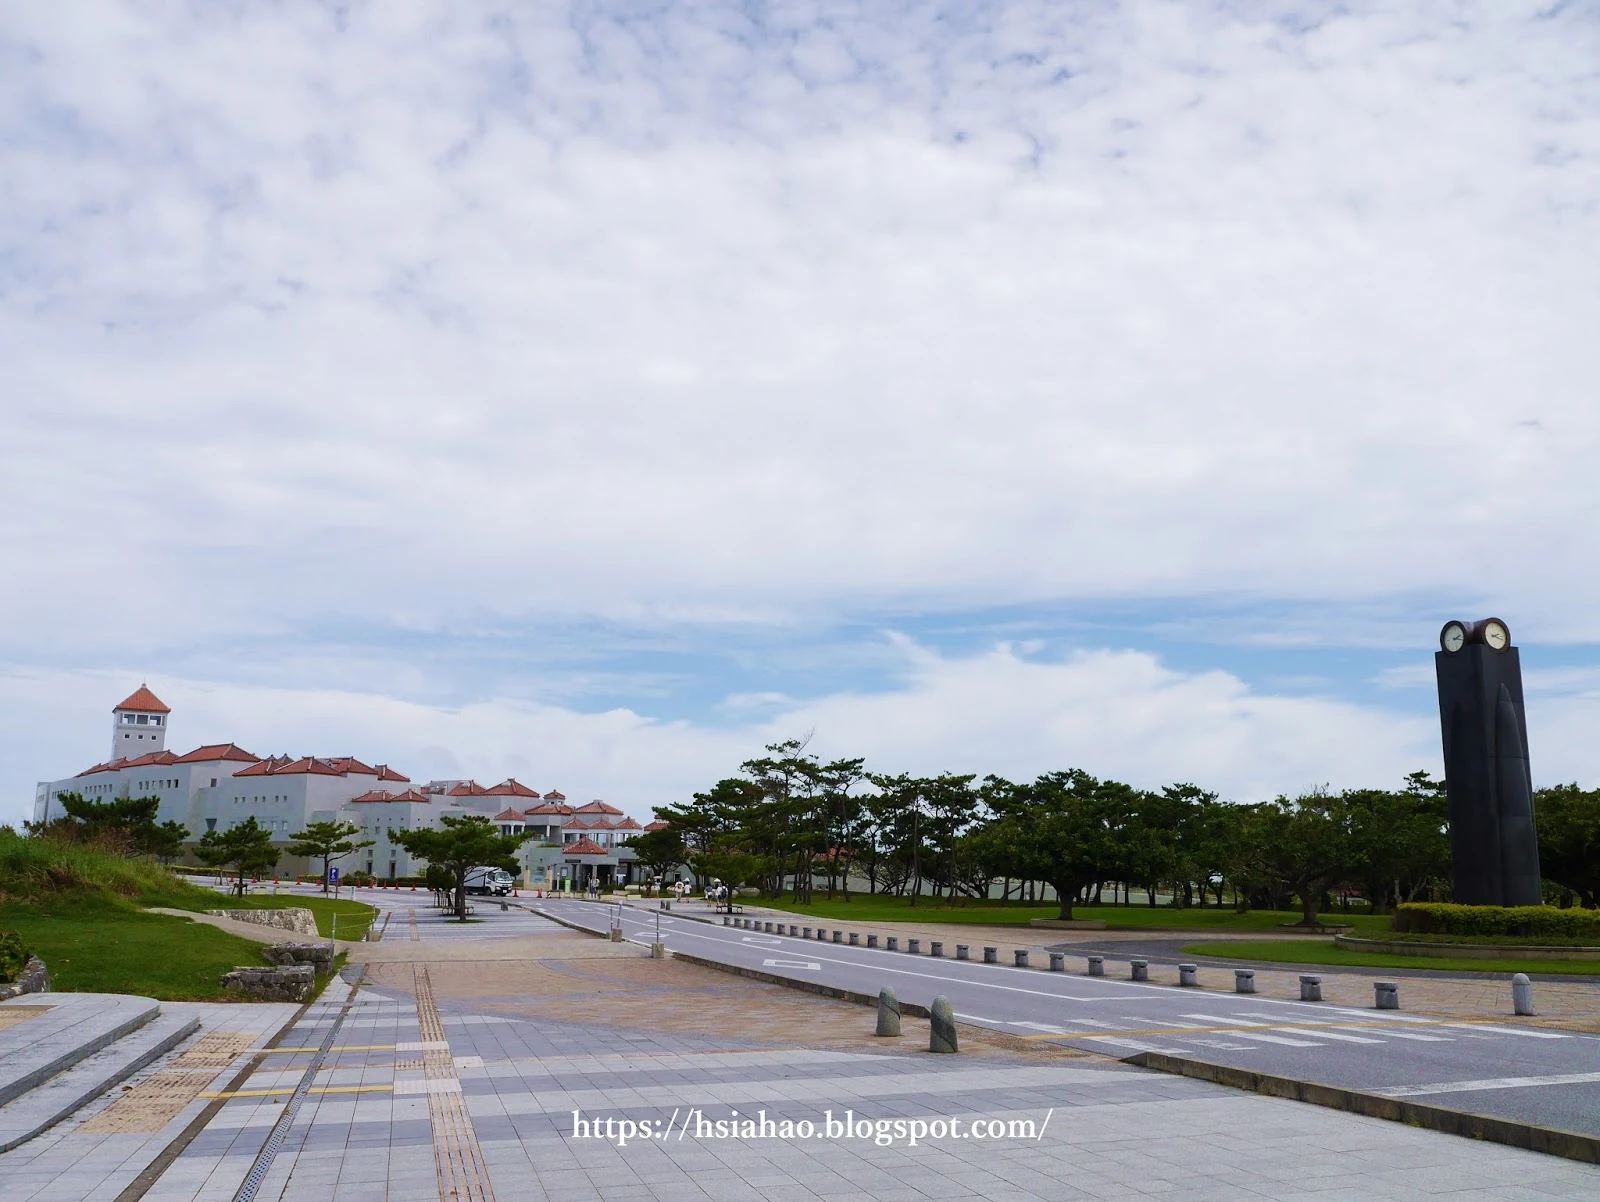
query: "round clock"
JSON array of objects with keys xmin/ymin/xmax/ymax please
[
  {"xmin": 1440, "ymin": 621, "xmax": 1467, "ymax": 653},
  {"xmin": 1483, "ymin": 618, "xmax": 1510, "ymax": 651}
]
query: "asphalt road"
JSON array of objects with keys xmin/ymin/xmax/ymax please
[{"xmin": 537, "ymin": 898, "xmax": 1600, "ymax": 1137}]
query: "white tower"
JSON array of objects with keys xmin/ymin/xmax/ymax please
[{"xmin": 111, "ymin": 684, "xmax": 170, "ymax": 759}]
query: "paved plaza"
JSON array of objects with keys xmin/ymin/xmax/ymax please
[{"xmin": 3, "ymin": 893, "xmax": 1598, "ymax": 1200}]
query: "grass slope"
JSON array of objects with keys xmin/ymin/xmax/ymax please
[
  {"xmin": 1183, "ymin": 939, "xmax": 1600, "ymax": 977},
  {"xmin": 756, "ymin": 894, "xmax": 1392, "ymax": 935},
  {"xmin": 163, "ymin": 892, "xmax": 377, "ymax": 941}
]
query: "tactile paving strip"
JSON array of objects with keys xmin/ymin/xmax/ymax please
[
  {"xmin": 0, "ymin": 1005, "xmax": 53, "ymax": 1032},
  {"xmin": 413, "ymin": 965, "xmax": 496, "ymax": 1202},
  {"xmin": 172, "ymin": 1031, "xmax": 257, "ymax": 1068},
  {"xmin": 78, "ymin": 1070, "xmax": 222, "ymax": 1134}
]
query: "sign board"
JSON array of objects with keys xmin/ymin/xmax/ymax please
[{"xmin": 329, "ymin": 867, "xmax": 340, "ymax": 884}]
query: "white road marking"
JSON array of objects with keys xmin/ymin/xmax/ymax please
[
  {"xmin": 740, "ymin": 936, "xmax": 782, "ymax": 945},
  {"xmin": 1374, "ymin": 1071, "xmax": 1600, "ymax": 1098},
  {"xmin": 1128, "ymin": 1017, "xmax": 1209, "ymax": 1029},
  {"xmin": 1010, "ymin": 1022, "xmax": 1068, "ymax": 1033},
  {"xmin": 1236, "ymin": 1033, "xmax": 1326, "ymax": 1047},
  {"xmin": 1338, "ymin": 1027, "xmax": 1451, "ymax": 1043},
  {"xmin": 762, "ymin": 958, "xmax": 821, "ymax": 971},
  {"xmin": 1086, "ymin": 1037, "xmax": 1169, "ymax": 1053},
  {"xmin": 1274, "ymin": 1028, "xmax": 1383, "ymax": 1045},
  {"xmin": 1444, "ymin": 1023, "xmax": 1568, "ymax": 1040},
  {"xmin": 1182, "ymin": 1015, "xmax": 1267, "ymax": 1027}
]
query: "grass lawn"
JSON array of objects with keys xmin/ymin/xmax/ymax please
[
  {"xmin": 756, "ymin": 894, "xmax": 1392, "ymax": 936},
  {"xmin": 1183, "ymin": 939, "xmax": 1600, "ymax": 977},
  {"xmin": 0, "ymin": 897, "xmax": 270, "ymax": 1000},
  {"xmin": 162, "ymin": 893, "xmax": 377, "ymax": 941}
]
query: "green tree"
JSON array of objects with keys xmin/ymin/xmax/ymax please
[
  {"xmin": 1246, "ymin": 792, "xmax": 1361, "ymax": 926},
  {"xmin": 287, "ymin": 820, "xmax": 376, "ymax": 894},
  {"xmin": 628, "ymin": 825, "xmax": 689, "ymax": 886},
  {"xmin": 1536, "ymin": 784, "xmax": 1600, "ymax": 908},
  {"xmin": 969, "ymin": 771, "xmax": 1121, "ymax": 919},
  {"xmin": 1344, "ymin": 774, "xmax": 1449, "ymax": 913},
  {"xmin": 196, "ymin": 817, "xmax": 280, "ymax": 897},
  {"xmin": 392, "ymin": 814, "xmax": 534, "ymax": 920},
  {"xmin": 148, "ymin": 819, "xmax": 192, "ymax": 864}
]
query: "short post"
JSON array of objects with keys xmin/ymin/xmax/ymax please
[
  {"xmin": 848, "ymin": 932, "xmax": 860, "ymax": 946},
  {"xmin": 1013, "ymin": 950, "xmax": 1029, "ymax": 968},
  {"xmin": 1087, "ymin": 955, "xmax": 1104, "ymax": 977},
  {"xmin": 930, "ymin": 941, "xmax": 944, "ymax": 958},
  {"xmin": 651, "ymin": 942, "xmax": 666, "ymax": 959},
  {"xmin": 1512, "ymin": 973, "xmax": 1535, "ymax": 1017},
  {"xmin": 867, "ymin": 934, "xmax": 879, "ymax": 948},
  {"xmin": 955, "ymin": 944, "xmax": 969, "ymax": 960},
  {"xmin": 1234, "ymin": 969, "xmax": 1255, "ymax": 994},
  {"xmin": 1131, "ymin": 958, "xmax": 1148, "ymax": 982},
  {"xmin": 886, "ymin": 936, "xmax": 899, "ymax": 952},
  {"xmin": 1179, "ymin": 964, "xmax": 1198, "ymax": 987},
  {"xmin": 1299, "ymin": 974, "xmax": 1322, "ymax": 1002},
  {"xmin": 832, "ymin": 930, "xmax": 842, "ymax": 943},
  {"xmin": 802, "ymin": 927, "xmax": 812, "ymax": 939},
  {"xmin": 908, "ymin": 939, "xmax": 921, "ymax": 954},
  {"xmin": 929, "ymin": 996, "xmax": 958, "ymax": 1054},
  {"xmin": 763, "ymin": 921, "xmax": 773, "ymax": 933},
  {"xmin": 723, "ymin": 916, "xmax": 731, "ymax": 927},
  {"xmin": 1049, "ymin": 952, "xmax": 1065, "ymax": 972},
  {"xmin": 876, "ymin": 987, "xmax": 902, "ymax": 1037},
  {"xmin": 1375, "ymin": 981, "xmax": 1400, "ymax": 1010}
]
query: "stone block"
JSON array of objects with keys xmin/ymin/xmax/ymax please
[
  {"xmin": 1131, "ymin": 958, "xmax": 1149, "ymax": 982},
  {"xmin": 1299, "ymin": 974, "xmax": 1322, "ymax": 1002},
  {"xmin": 929, "ymin": 996, "xmax": 958, "ymax": 1054},
  {"xmin": 1179, "ymin": 964, "xmax": 1198, "ymax": 987},
  {"xmin": 1087, "ymin": 955, "xmax": 1104, "ymax": 976},
  {"xmin": 1013, "ymin": 950, "xmax": 1029, "ymax": 968},
  {"xmin": 908, "ymin": 939, "xmax": 921, "ymax": 954},
  {"xmin": 221, "ymin": 964, "xmax": 315, "ymax": 1003},
  {"xmin": 956, "ymin": 944, "xmax": 969, "ymax": 960},
  {"xmin": 875, "ymin": 987, "xmax": 901, "ymax": 1037},
  {"xmin": 982, "ymin": 946, "xmax": 997, "ymax": 964},
  {"xmin": 930, "ymin": 941, "xmax": 944, "ymax": 957},
  {"xmin": 259, "ymin": 943, "xmax": 335, "ymax": 973},
  {"xmin": 1049, "ymin": 952, "xmax": 1064, "ymax": 971},
  {"xmin": 1235, "ymin": 969, "xmax": 1256, "ymax": 994}
]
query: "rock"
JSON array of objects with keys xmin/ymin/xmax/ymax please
[
  {"xmin": 222, "ymin": 965, "xmax": 315, "ymax": 1003},
  {"xmin": 875, "ymin": 987, "xmax": 901, "ymax": 1037},
  {"xmin": 0, "ymin": 956, "xmax": 50, "ymax": 1001},
  {"xmin": 929, "ymin": 995, "xmax": 958, "ymax": 1054},
  {"xmin": 208, "ymin": 908, "xmax": 319, "ymax": 937},
  {"xmin": 260, "ymin": 943, "xmax": 335, "ymax": 972}
]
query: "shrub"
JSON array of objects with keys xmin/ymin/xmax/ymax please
[
  {"xmin": 1393, "ymin": 903, "xmax": 1600, "ymax": 940},
  {"xmin": 0, "ymin": 929, "xmax": 30, "ymax": 982},
  {"xmin": 0, "ymin": 826, "xmax": 217, "ymax": 908}
]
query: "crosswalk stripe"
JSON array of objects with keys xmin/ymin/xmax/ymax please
[{"xmin": 1443, "ymin": 1023, "xmax": 1568, "ymax": 1040}]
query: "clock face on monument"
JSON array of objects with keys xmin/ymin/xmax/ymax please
[
  {"xmin": 1440, "ymin": 621, "xmax": 1467, "ymax": 653},
  {"xmin": 1483, "ymin": 619, "xmax": 1510, "ymax": 651}
]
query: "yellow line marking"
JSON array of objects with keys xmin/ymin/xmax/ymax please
[{"xmin": 198, "ymin": 1084, "xmax": 395, "ymax": 1099}]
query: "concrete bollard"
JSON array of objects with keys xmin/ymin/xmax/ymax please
[
  {"xmin": 867, "ymin": 934, "xmax": 879, "ymax": 948},
  {"xmin": 1375, "ymin": 981, "xmax": 1400, "ymax": 1010},
  {"xmin": 1300, "ymin": 974, "xmax": 1322, "ymax": 1002},
  {"xmin": 886, "ymin": 936, "xmax": 899, "ymax": 952},
  {"xmin": 849, "ymin": 932, "xmax": 860, "ymax": 946},
  {"xmin": 723, "ymin": 916, "xmax": 731, "ymax": 926},
  {"xmin": 802, "ymin": 927, "xmax": 812, "ymax": 939},
  {"xmin": 651, "ymin": 943, "xmax": 666, "ymax": 959},
  {"xmin": 908, "ymin": 939, "xmax": 921, "ymax": 954},
  {"xmin": 1234, "ymin": 969, "xmax": 1255, "ymax": 994},
  {"xmin": 764, "ymin": 921, "xmax": 773, "ymax": 933},
  {"xmin": 930, "ymin": 941, "xmax": 944, "ymax": 957},
  {"xmin": 790, "ymin": 924, "xmax": 800, "ymax": 936},
  {"xmin": 1131, "ymin": 959, "xmax": 1149, "ymax": 982},
  {"xmin": 1013, "ymin": 950, "xmax": 1030, "ymax": 968},
  {"xmin": 1512, "ymin": 973, "xmax": 1536, "ymax": 1016},
  {"xmin": 956, "ymin": 945, "xmax": 970, "ymax": 960},
  {"xmin": 1179, "ymin": 964, "xmax": 1198, "ymax": 987},
  {"xmin": 1049, "ymin": 952, "xmax": 1065, "ymax": 972},
  {"xmin": 832, "ymin": 930, "xmax": 842, "ymax": 943},
  {"xmin": 876, "ymin": 987, "xmax": 902, "ymax": 1037},
  {"xmin": 1087, "ymin": 956, "xmax": 1104, "ymax": 977},
  {"xmin": 983, "ymin": 947, "xmax": 998, "ymax": 964},
  {"xmin": 500, "ymin": 900, "xmax": 509, "ymax": 911},
  {"xmin": 929, "ymin": 996, "xmax": 958, "ymax": 1054}
]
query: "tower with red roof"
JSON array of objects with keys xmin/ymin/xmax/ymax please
[{"xmin": 112, "ymin": 684, "xmax": 171, "ymax": 759}]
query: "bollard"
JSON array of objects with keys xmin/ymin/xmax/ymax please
[
  {"xmin": 817, "ymin": 928, "xmax": 827, "ymax": 941},
  {"xmin": 849, "ymin": 932, "xmax": 860, "ymax": 946},
  {"xmin": 867, "ymin": 934, "xmax": 879, "ymax": 948},
  {"xmin": 1013, "ymin": 950, "xmax": 1030, "ymax": 968},
  {"xmin": 876, "ymin": 987, "xmax": 902, "ymax": 1037},
  {"xmin": 802, "ymin": 926, "xmax": 812, "ymax": 939},
  {"xmin": 886, "ymin": 936, "xmax": 900, "ymax": 952},
  {"xmin": 723, "ymin": 916, "xmax": 731, "ymax": 927},
  {"xmin": 1375, "ymin": 981, "xmax": 1400, "ymax": 1010},
  {"xmin": 1234, "ymin": 969, "xmax": 1255, "ymax": 994},
  {"xmin": 1049, "ymin": 952, "xmax": 1065, "ymax": 972},
  {"xmin": 651, "ymin": 943, "xmax": 666, "ymax": 959},
  {"xmin": 930, "ymin": 941, "xmax": 944, "ymax": 958},
  {"xmin": 764, "ymin": 921, "xmax": 773, "ymax": 933},
  {"xmin": 1512, "ymin": 973, "xmax": 1536, "ymax": 1016},
  {"xmin": 956, "ymin": 944, "xmax": 969, "ymax": 960},
  {"xmin": 1300, "ymin": 974, "xmax": 1323, "ymax": 1002},
  {"xmin": 1179, "ymin": 964, "xmax": 1198, "ymax": 987},
  {"xmin": 929, "ymin": 996, "xmax": 958, "ymax": 1054},
  {"xmin": 1131, "ymin": 959, "xmax": 1149, "ymax": 982},
  {"xmin": 908, "ymin": 939, "xmax": 921, "ymax": 954},
  {"xmin": 983, "ymin": 946, "xmax": 998, "ymax": 964},
  {"xmin": 1087, "ymin": 955, "xmax": 1104, "ymax": 977},
  {"xmin": 832, "ymin": 930, "xmax": 842, "ymax": 943}
]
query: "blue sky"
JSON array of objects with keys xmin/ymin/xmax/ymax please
[{"xmin": 3, "ymin": 2, "xmax": 1599, "ymax": 826}]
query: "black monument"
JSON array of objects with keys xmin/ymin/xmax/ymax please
[{"xmin": 1435, "ymin": 617, "xmax": 1542, "ymax": 906}]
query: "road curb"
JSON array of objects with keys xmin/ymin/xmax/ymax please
[
  {"xmin": 1123, "ymin": 1051, "xmax": 1600, "ymax": 1165},
  {"xmin": 668, "ymin": 950, "xmax": 934, "ymax": 1019}
]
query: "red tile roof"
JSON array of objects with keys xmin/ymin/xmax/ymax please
[
  {"xmin": 644, "ymin": 820, "xmax": 669, "ymax": 831},
  {"xmin": 389, "ymin": 789, "xmax": 429, "ymax": 802},
  {"xmin": 574, "ymin": 800, "xmax": 623, "ymax": 815},
  {"xmin": 446, "ymin": 781, "xmax": 488, "ymax": 797},
  {"xmin": 483, "ymin": 778, "xmax": 540, "ymax": 798},
  {"xmin": 325, "ymin": 757, "xmax": 377, "ymax": 775},
  {"xmin": 562, "ymin": 836, "xmax": 609, "ymax": 856},
  {"xmin": 77, "ymin": 750, "xmax": 181, "ymax": 777},
  {"xmin": 542, "ymin": 790, "xmax": 566, "ymax": 801},
  {"xmin": 492, "ymin": 808, "xmax": 526, "ymax": 822},
  {"xmin": 113, "ymin": 685, "xmax": 170, "ymax": 714},
  {"xmin": 234, "ymin": 755, "xmax": 344, "ymax": 777},
  {"xmin": 524, "ymin": 802, "xmax": 573, "ymax": 816},
  {"xmin": 173, "ymin": 743, "xmax": 259, "ymax": 764},
  {"xmin": 375, "ymin": 765, "xmax": 410, "ymax": 782},
  {"xmin": 615, "ymin": 818, "xmax": 643, "ymax": 830},
  {"xmin": 350, "ymin": 789, "xmax": 395, "ymax": 803}
]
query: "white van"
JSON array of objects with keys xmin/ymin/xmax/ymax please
[{"xmin": 464, "ymin": 866, "xmax": 515, "ymax": 896}]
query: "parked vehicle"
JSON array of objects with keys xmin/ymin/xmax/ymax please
[{"xmin": 464, "ymin": 865, "xmax": 515, "ymax": 896}]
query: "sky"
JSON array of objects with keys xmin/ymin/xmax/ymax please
[{"xmin": 3, "ymin": 1, "xmax": 1599, "ymax": 827}]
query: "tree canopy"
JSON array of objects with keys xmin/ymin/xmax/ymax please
[{"xmin": 392, "ymin": 814, "xmax": 534, "ymax": 920}]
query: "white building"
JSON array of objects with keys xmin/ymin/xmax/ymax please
[{"xmin": 33, "ymin": 686, "xmax": 647, "ymax": 884}]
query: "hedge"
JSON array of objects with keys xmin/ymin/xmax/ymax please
[
  {"xmin": 0, "ymin": 930, "xmax": 31, "ymax": 982},
  {"xmin": 1393, "ymin": 903, "xmax": 1600, "ymax": 940}
]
